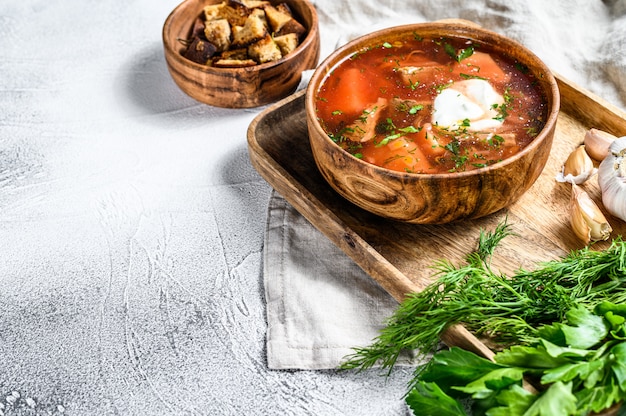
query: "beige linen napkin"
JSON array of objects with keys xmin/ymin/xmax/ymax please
[{"xmin": 264, "ymin": 192, "xmax": 413, "ymax": 369}]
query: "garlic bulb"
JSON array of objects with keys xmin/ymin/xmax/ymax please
[
  {"xmin": 584, "ymin": 128, "xmax": 618, "ymax": 161},
  {"xmin": 556, "ymin": 145, "xmax": 597, "ymax": 184},
  {"xmin": 570, "ymin": 182, "xmax": 612, "ymax": 244},
  {"xmin": 598, "ymin": 137, "xmax": 626, "ymax": 222}
]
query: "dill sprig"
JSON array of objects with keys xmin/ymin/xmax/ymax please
[{"xmin": 340, "ymin": 222, "xmax": 626, "ymax": 377}]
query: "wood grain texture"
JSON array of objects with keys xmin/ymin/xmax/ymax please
[
  {"xmin": 162, "ymin": 0, "xmax": 320, "ymax": 108},
  {"xmin": 247, "ymin": 75, "xmax": 626, "ymax": 359},
  {"xmin": 305, "ymin": 22, "xmax": 560, "ymax": 224}
]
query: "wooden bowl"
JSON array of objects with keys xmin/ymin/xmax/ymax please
[
  {"xmin": 305, "ymin": 22, "xmax": 560, "ymax": 224},
  {"xmin": 163, "ymin": 0, "xmax": 320, "ymax": 108}
]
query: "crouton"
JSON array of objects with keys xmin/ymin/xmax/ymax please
[
  {"xmin": 203, "ymin": 2, "xmax": 226, "ymax": 21},
  {"xmin": 248, "ymin": 35, "xmax": 282, "ymax": 63},
  {"xmin": 231, "ymin": 9, "xmax": 268, "ymax": 48},
  {"xmin": 264, "ymin": 4, "xmax": 306, "ymax": 38},
  {"xmin": 183, "ymin": 37, "xmax": 218, "ymax": 64},
  {"xmin": 213, "ymin": 58, "xmax": 258, "ymax": 68},
  {"xmin": 242, "ymin": 0, "xmax": 271, "ymax": 7},
  {"xmin": 263, "ymin": 5, "xmax": 292, "ymax": 34},
  {"xmin": 190, "ymin": 15, "xmax": 206, "ymax": 38},
  {"xmin": 204, "ymin": 19, "xmax": 232, "ymax": 52},
  {"xmin": 251, "ymin": 6, "xmax": 269, "ymax": 28},
  {"xmin": 222, "ymin": 0, "xmax": 251, "ymax": 26},
  {"xmin": 275, "ymin": 2, "xmax": 293, "ymax": 15},
  {"xmin": 220, "ymin": 48, "xmax": 249, "ymax": 61},
  {"xmin": 275, "ymin": 16, "xmax": 306, "ymax": 38},
  {"xmin": 274, "ymin": 33, "xmax": 299, "ymax": 56}
]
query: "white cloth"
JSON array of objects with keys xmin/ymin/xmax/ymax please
[
  {"xmin": 264, "ymin": 194, "xmax": 416, "ymax": 369},
  {"xmin": 265, "ymin": 0, "xmax": 626, "ymax": 370}
]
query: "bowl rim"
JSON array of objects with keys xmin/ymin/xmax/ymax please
[
  {"xmin": 162, "ymin": 0, "xmax": 319, "ymax": 74},
  {"xmin": 305, "ymin": 21, "xmax": 561, "ymax": 179}
]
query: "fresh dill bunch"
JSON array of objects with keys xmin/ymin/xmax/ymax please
[
  {"xmin": 340, "ymin": 222, "xmax": 626, "ymax": 376},
  {"xmin": 340, "ymin": 221, "xmax": 520, "ymax": 372}
]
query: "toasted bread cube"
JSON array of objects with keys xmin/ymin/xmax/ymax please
[
  {"xmin": 275, "ymin": 17, "xmax": 306, "ymax": 38},
  {"xmin": 190, "ymin": 15, "xmax": 206, "ymax": 38},
  {"xmin": 231, "ymin": 9, "xmax": 268, "ymax": 48},
  {"xmin": 264, "ymin": 5, "xmax": 292, "ymax": 33},
  {"xmin": 227, "ymin": 0, "xmax": 249, "ymax": 8},
  {"xmin": 251, "ymin": 6, "xmax": 269, "ymax": 28},
  {"xmin": 203, "ymin": 2, "xmax": 226, "ymax": 21},
  {"xmin": 241, "ymin": 0, "xmax": 270, "ymax": 8},
  {"xmin": 248, "ymin": 35, "xmax": 282, "ymax": 63},
  {"xmin": 183, "ymin": 36, "xmax": 218, "ymax": 64},
  {"xmin": 274, "ymin": 33, "xmax": 299, "ymax": 56},
  {"xmin": 204, "ymin": 19, "xmax": 232, "ymax": 52},
  {"xmin": 275, "ymin": 2, "xmax": 293, "ymax": 15},
  {"xmin": 220, "ymin": 48, "xmax": 249, "ymax": 61},
  {"xmin": 222, "ymin": 0, "xmax": 251, "ymax": 26},
  {"xmin": 213, "ymin": 58, "xmax": 258, "ymax": 68}
]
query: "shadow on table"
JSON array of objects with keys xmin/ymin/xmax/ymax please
[{"xmin": 119, "ymin": 44, "xmax": 259, "ymax": 127}]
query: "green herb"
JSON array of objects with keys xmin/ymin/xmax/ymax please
[
  {"xmin": 384, "ymin": 152, "xmax": 412, "ymax": 166},
  {"xmin": 376, "ymin": 134, "xmax": 401, "ymax": 146},
  {"xmin": 515, "ymin": 62, "xmax": 530, "ymax": 74},
  {"xmin": 526, "ymin": 126, "xmax": 539, "ymax": 137},
  {"xmin": 399, "ymin": 126, "xmax": 420, "ymax": 134},
  {"xmin": 375, "ymin": 119, "xmax": 420, "ymax": 147},
  {"xmin": 444, "ymin": 139, "xmax": 469, "ymax": 170},
  {"xmin": 409, "ymin": 105, "xmax": 423, "ymax": 114},
  {"xmin": 460, "ymin": 73, "xmax": 487, "ymax": 80},
  {"xmin": 457, "ymin": 46, "xmax": 475, "ymax": 62},
  {"xmin": 492, "ymin": 103, "xmax": 508, "ymax": 122},
  {"xmin": 407, "ymin": 303, "xmax": 626, "ymax": 415},
  {"xmin": 435, "ymin": 82, "xmax": 454, "ymax": 94},
  {"xmin": 445, "ymin": 43, "xmax": 475, "ymax": 63},
  {"xmin": 395, "ymin": 101, "xmax": 423, "ymax": 114},
  {"xmin": 331, "ymin": 110, "xmax": 343, "ymax": 116},
  {"xmin": 357, "ymin": 106, "xmax": 379, "ymax": 124},
  {"xmin": 382, "ymin": 42, "xmax": 393, "ymax": 49},
  {"xmin": 492, "ymin": 89, "xmax": 513, "ymax": 122},
  {"xmin": 349, "ymin": 46, "xmax": 371, "ymax": 60},
  {"xmin": 340, "ymin": 222, "xmax": 626, "ymax": 373},
  {"xmin": 487, "ymin": 134, "xmax": 505, "ymax": 147},
  {"xmin": 444, "ymin": 43, "xmax": 457, "ymax": 60},
  {"xmin": 341, "ymin": 221, "xmax": 626, "ymax": 414},
  {"xmin": 336, "ymin": 139, "xmax": 362, "ymax": 155}
]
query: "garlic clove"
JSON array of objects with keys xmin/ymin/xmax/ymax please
[
  {"xmin": 570, "ymin": 183, "xmax": 612, "ymax": 244},
  {"xmin": 556, "ymin": 145, "xmax": 597, "ymax": 184},
  {"xmin": 584, "ymin": 128, "xmax": 618, "ymax": 161},
  {"xmin": 598, "ymin": 136, "xmax": 626, "ymax": 222}
]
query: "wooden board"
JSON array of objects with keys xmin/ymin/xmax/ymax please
[{"xmin": 247, "ymin": 74, "xmax": 626, "ymax": 358}]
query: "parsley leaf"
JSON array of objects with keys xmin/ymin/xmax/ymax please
[
  {"xmin": 445, "ymin": 43, "xmax": 475, "ymax": 63},
  {"xmin": 409, "ymin": 104, "xmax": 423, "ymax": 114},
  {"xmin": 406, "ymin": 382, "xmax": 469, "ymax": 416}
]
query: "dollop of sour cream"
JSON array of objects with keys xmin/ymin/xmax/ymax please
[{"xmin": 432, "ymin": 79, "xmax": 505, "ymax": 131}]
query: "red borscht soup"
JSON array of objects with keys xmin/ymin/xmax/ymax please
[{"xmin": 315, "ymin": 34, "xmax": 548, "ymax": 173}]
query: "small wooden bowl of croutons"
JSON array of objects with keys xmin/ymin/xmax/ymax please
[{"xmin": 163, "ymin": 0, "xmax": 320, "ymax": 108}]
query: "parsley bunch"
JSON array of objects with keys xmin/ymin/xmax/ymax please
[{"xmin": 409, "ymin": 304, "xmax": 626, "ymax": 415}]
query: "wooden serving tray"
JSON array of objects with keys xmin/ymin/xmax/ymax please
[{"xmin": 247, "ymin": 74, "xmax": 626, "ymax": 358}]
